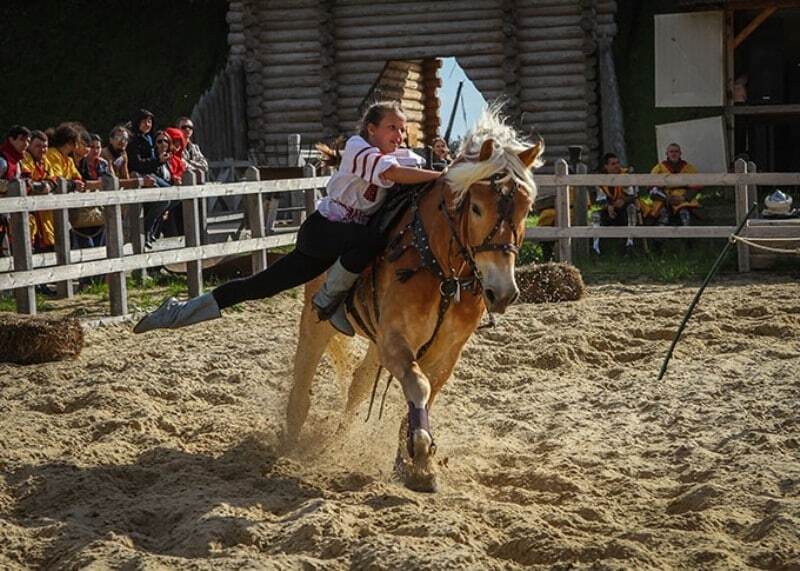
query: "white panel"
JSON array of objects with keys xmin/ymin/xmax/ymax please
[
  {"xmin": 655, "ymin": 116, "xmax": 727, "ymax": 173},
  {"xmin": 655, "ymin": 11, "xmax": 724, "ymax": 107}
]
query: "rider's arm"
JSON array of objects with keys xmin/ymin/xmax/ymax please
[{"xmin": 381, "ymin": 165, "xmax": 443, "ymax": 185}]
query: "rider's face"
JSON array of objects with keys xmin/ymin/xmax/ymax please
[{"xmin": 367, "ymin": 112, "xmax": 406, "ymax": 154}]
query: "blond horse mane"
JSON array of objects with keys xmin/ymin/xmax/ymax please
[{"xmin": 445, "ymin": 104, "xmax": 543, "ymax": 206}]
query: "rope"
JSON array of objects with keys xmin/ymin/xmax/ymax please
[
  {"xmin": 729, "ymin": 234, "xmax": 800, "ymax": 254},
  {"xmin": 658, "ymin": 202, "xmax": 759, "ymax": 381}
]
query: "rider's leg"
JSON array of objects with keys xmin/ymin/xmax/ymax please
[{"xmin": 313, "ymin": 223, "xmax": 388, "ymax": 336}]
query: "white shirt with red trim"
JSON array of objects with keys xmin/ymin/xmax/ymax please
[{"xmin": 318, "ymin": 136, "xmax": 423, "ymax": 223}]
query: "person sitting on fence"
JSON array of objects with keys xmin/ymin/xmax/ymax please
[
  {"xmin": 0, "ymin": 125, "xmax": 32, "ymax": 256},
  {"xmin": 71, "ymin": 133, "xmax": 112, "ymax": 250},
  {"xmin": 101, "ymin": 125, "xmax": 130, "ymax": 179},
  {"xmin": 177, "ymin": 116, "xmax": 208, "ymax": 178},
  {"xmin": 21, "ymin": 130, "xmax": 58, "ymax": 252},
  {"xmin": 647, "ymin": 143, "xmax": 702, "ymax": 226},
  {"xmin": 430, "ymin": 136, "xmax": 451, "ymax": 172},
  {"xmin": 591, "ymin": 152, "xmax": 641, "ymax": 255},
  {"xmin": 134, "ymin": 101, "xmax": 444, "ymax": 336}
]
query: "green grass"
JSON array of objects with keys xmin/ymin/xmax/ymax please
[{"xmin": 0, "ymin": 293, "xmax": 55, "ymax": 313}]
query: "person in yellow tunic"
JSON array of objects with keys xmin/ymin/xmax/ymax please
[
  {"xmin": 21, "ymin": 130, "xmax": 57, "ymax": 252},
  {"xmin": 647, "ymin": 143, "xmax": 702, "ymax": 226}
]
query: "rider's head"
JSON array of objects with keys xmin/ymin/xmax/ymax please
[{"xmin": 359, "ymin": 101, "xmax": 407, "ymax": 155}]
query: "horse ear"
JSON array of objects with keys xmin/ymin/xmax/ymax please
[
  {"xmin": 518, "ymin": 141, "xmax": 545, "ymax": 168},
  {"xmin": 478, "ymin": 139, "xmax": 495, "ymax": 161}
]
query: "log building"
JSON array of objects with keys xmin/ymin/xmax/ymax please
[{"xmin": 209, "ymin": 0, "xmax": 619, "ymax": 167}]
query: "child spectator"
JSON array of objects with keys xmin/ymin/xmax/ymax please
[
  {"xmin": 101, "ymin": 125, "xmax": 130, "ymax": 179},
  {"xmin": 177, "ymin": 117, "xmax": 208, "ymax": 177},
  {"xmin": 165, "ymin": 127, "xmax": 188, "ymax": 184}
]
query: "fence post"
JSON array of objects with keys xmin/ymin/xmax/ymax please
[
  {"xmin": 746, "ymin": 160, "xmax": 758, "ymax": 209},
  {"xmin": 734, "ymin": 158, "xmax": 750, "ymax": 272},
  {"xmin": 287, "ymin": 134, "xmax": 302, "ymax": 167},
  {"xmin": 125, "ymin": 178, "xmax": 147, "ymax": 282},
  {"xmin": 181, "ymin": 171, "xmax": 203, "ymax": 297},
  {"xmin": 555, "ymin": 159, "xmax": 572, "ymax": 264},
  {"xmin": 52, "ymin": 178, "xmax": 74, "ymax": 298},
  {"xmin": 244, "ymin": 166, "xmax": 268, "ymax": 274},
  {"xmin": 572, "ymin": 161, "xmax": 589, "ymax": 259},
  {"xmin": 303, "ymin": 163, "xmax": 317, "ymax": 221},
  {"xmin": 8, "ymin": 179, "xmax": 36, "ymax": 314},
  {"xmin": 102, "ymin": 174, "xmax": 127, "ymax": 316}
]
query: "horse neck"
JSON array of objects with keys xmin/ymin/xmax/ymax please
[{"xmin": 419, "ymin": 180, "xmax": 472, "ymax": 277}]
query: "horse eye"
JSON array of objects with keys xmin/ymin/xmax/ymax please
[{"xmin": 471, "ymin": 204, "xmax": 481, "ymax": 216}]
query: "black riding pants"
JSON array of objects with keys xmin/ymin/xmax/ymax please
[{"xmin": 212, "ymin": 211, "xmax": 387, "ymax": 309}]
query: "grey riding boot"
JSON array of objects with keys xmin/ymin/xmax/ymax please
[
  {"xmin": 312, "ymin": 259, "xmax": 359, "ymax": 337},
  {"xmin": 133, "ymin": 292, "xmax": 221, "ymax": 334}
]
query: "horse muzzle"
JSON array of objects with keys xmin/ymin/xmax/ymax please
[{"xmin": 482, "ymin": 283, "xmax": 519, "ymax": 314}]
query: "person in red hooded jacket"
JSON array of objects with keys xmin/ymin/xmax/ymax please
[
  {"xmin": 0, "ymin": 125, "xmax": 32, "ymax": 256},
  {"xmin": 159, "ymin": 127, "xmax": 190, "ymax": 236}
]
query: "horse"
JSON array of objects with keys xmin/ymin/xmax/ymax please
[{"xmin": 285, "ymin": 109, "xmax": 544, "ymax": 492}]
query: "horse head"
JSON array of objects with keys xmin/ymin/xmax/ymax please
[{"xmin": 445, "ymin": 136, "xmax": 544, "ymax": 314}]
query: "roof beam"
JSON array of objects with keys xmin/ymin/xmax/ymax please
[{"xmin": 734, "ymin": 6, "xmax": 777, "ymax": 49}]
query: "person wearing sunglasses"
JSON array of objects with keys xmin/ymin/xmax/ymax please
[{"xmin": 176, "ymin": 117, "xmax": 208, "ymax": 177}]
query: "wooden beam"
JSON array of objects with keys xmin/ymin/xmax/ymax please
[{"xmin": 734, "ymin": 7, "xmax": 777, "ymax": 49}]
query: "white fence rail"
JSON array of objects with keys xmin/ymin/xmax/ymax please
[{"xmin": 1, "ymin": 158, "xmax": 797, "ymax": 317}]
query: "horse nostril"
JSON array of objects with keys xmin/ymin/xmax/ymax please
[{"xmin": 485, "ymin": 289, "xmax": 496, "ymax": 305}]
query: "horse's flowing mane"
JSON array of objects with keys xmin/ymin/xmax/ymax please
[{"xmin": 445, "ymin": 104, "xmax": 543, "ymax": 205}]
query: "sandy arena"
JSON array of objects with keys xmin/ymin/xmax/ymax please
[{"xmin": 1, "ymin": 277, "xmax": 798, "ymax": 569}]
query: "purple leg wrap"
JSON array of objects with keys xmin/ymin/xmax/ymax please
[{"xmin": 407, "ymin": 402, "xmax": 431, "ymax": 458}]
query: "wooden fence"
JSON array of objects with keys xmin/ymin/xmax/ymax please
[{"xmin": 1, "ymin": 157, "xmax": 798, "ymax": 318}]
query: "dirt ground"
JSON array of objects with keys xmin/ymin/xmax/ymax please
[{"xmin": 1, "ymin": 276, "xmax": 798, "ymax": 570}]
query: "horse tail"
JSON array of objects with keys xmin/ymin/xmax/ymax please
[{"xmin": 316, "ymin": 136, "xmax": 346, "ymax": 170}]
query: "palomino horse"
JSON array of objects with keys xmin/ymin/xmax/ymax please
[{"xmin": 286, "ymin": 110, "xmax": 544, "ymax": 491}]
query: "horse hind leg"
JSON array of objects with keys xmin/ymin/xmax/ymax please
[
  {"xmin": 284, "ymin": 290, "xmax": 337, "ymax": 449},
  {"xmin": 338, "ymin": 342, "xmax": 381, "ymax": 432}
]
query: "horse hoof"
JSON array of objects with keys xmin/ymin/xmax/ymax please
[{"xmin": 404, "ymin": 469, "xmax": 439, "ymax": 493}]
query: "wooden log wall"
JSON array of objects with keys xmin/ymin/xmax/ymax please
[{"xmin": 229, "ymin": 0, "xmax": 618, "ymax": 167}]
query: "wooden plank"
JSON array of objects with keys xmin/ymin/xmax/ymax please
[
  {"xmin": 734, "ymin": 159, "xmax": 751, "ymax": 272},
  {"xmin": 8, "ymin": 179, "xmax": 35, "ymax": 314},
  {"xmin": 102, "ymin": 175, "xmax": 127, "ymax": 316},
  {"xmin": 243, "ymin": 166, "xmax": 268, "ymax": 274},
  {"xmin": 555, "ymin": 160, "xmax": 571, "ymax": 263},
  {"xmin": 0, "ymin": 234, "xmax": 298, "ymax": 290},
  {"xmin": 53, "ymin": 178, "xmax": 73, "ymax": 299},
  {"xmin": 182, "ymin": 171, "xmax": 203, "ymax": 297},
  {"xmin": 0, "ymin": 178, "xmax": 333, "ymax": 213},
  {"xmin": 572, "ymin": 162, "xmax": 589, "ymax": 259},
  {"xmin": 525, "ymin": 226, "xmax": 737, "ymax": 239}
]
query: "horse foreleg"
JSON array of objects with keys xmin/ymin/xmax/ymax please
[
  {"xmin": 285, "ymin": 296, "xmax": 336, "ymax": 448},
  {"xmin": 380, "ymin": 331, "xmax": 438, "ymax": 492}
]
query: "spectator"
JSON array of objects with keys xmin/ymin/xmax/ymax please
[
  {"xmin": 78, "ymin": 133, "xmax": 111, "ymax": 181},
  {"xmin": 128, "ymin": 109, "xmax": 169, "ymax": 186},
  {"xmin": 72, "ymin": 133, "xmax": 109, "ymax": 250},
  {"xmin": 647, "ymin": 143, "xmax": 702, "ymax": 226},
  {"xmin": 21, "ymin": 130, "xmax": 57, "ymax": 252},
  {"xmin": 430, "ymin": 136, "xmax": 451, "ymax": 171},
  {"xmin": 0, "ymin": 125, "xmax": 31, "ymax": 255},
  {"xmin": 165, "ymin": 127, "xmax": 188, "ymax": 184},
  {"xmin": 177, "ymin": 116, "xmax": 208, "ymax": 177},
  {"xmin": 101, "ymin": 125, "xmax": 130, "ymax": 179},
  {"xmin": 592, "ymin": 152, "xmax": 641, "ymax": 255},
  {"xmin": 128, "ymin": 109, "xmax": 171, "ymax": 245}
]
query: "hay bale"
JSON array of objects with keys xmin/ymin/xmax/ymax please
[
  {"xmin": 0, "ymin": 314, "xmax": 84, "ymax": 364},
  {"xmin": 516, "ymin": 262, "xmax": 585, "ymax": 304}
]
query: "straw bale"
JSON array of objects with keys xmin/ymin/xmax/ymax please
[
  {"xmin": 0, "ymin": 314, "xmax": 84, "ymax": 365},
  {"xmin": 516, "ymin": 262, "xmax": 585, "ymax": 304}
]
